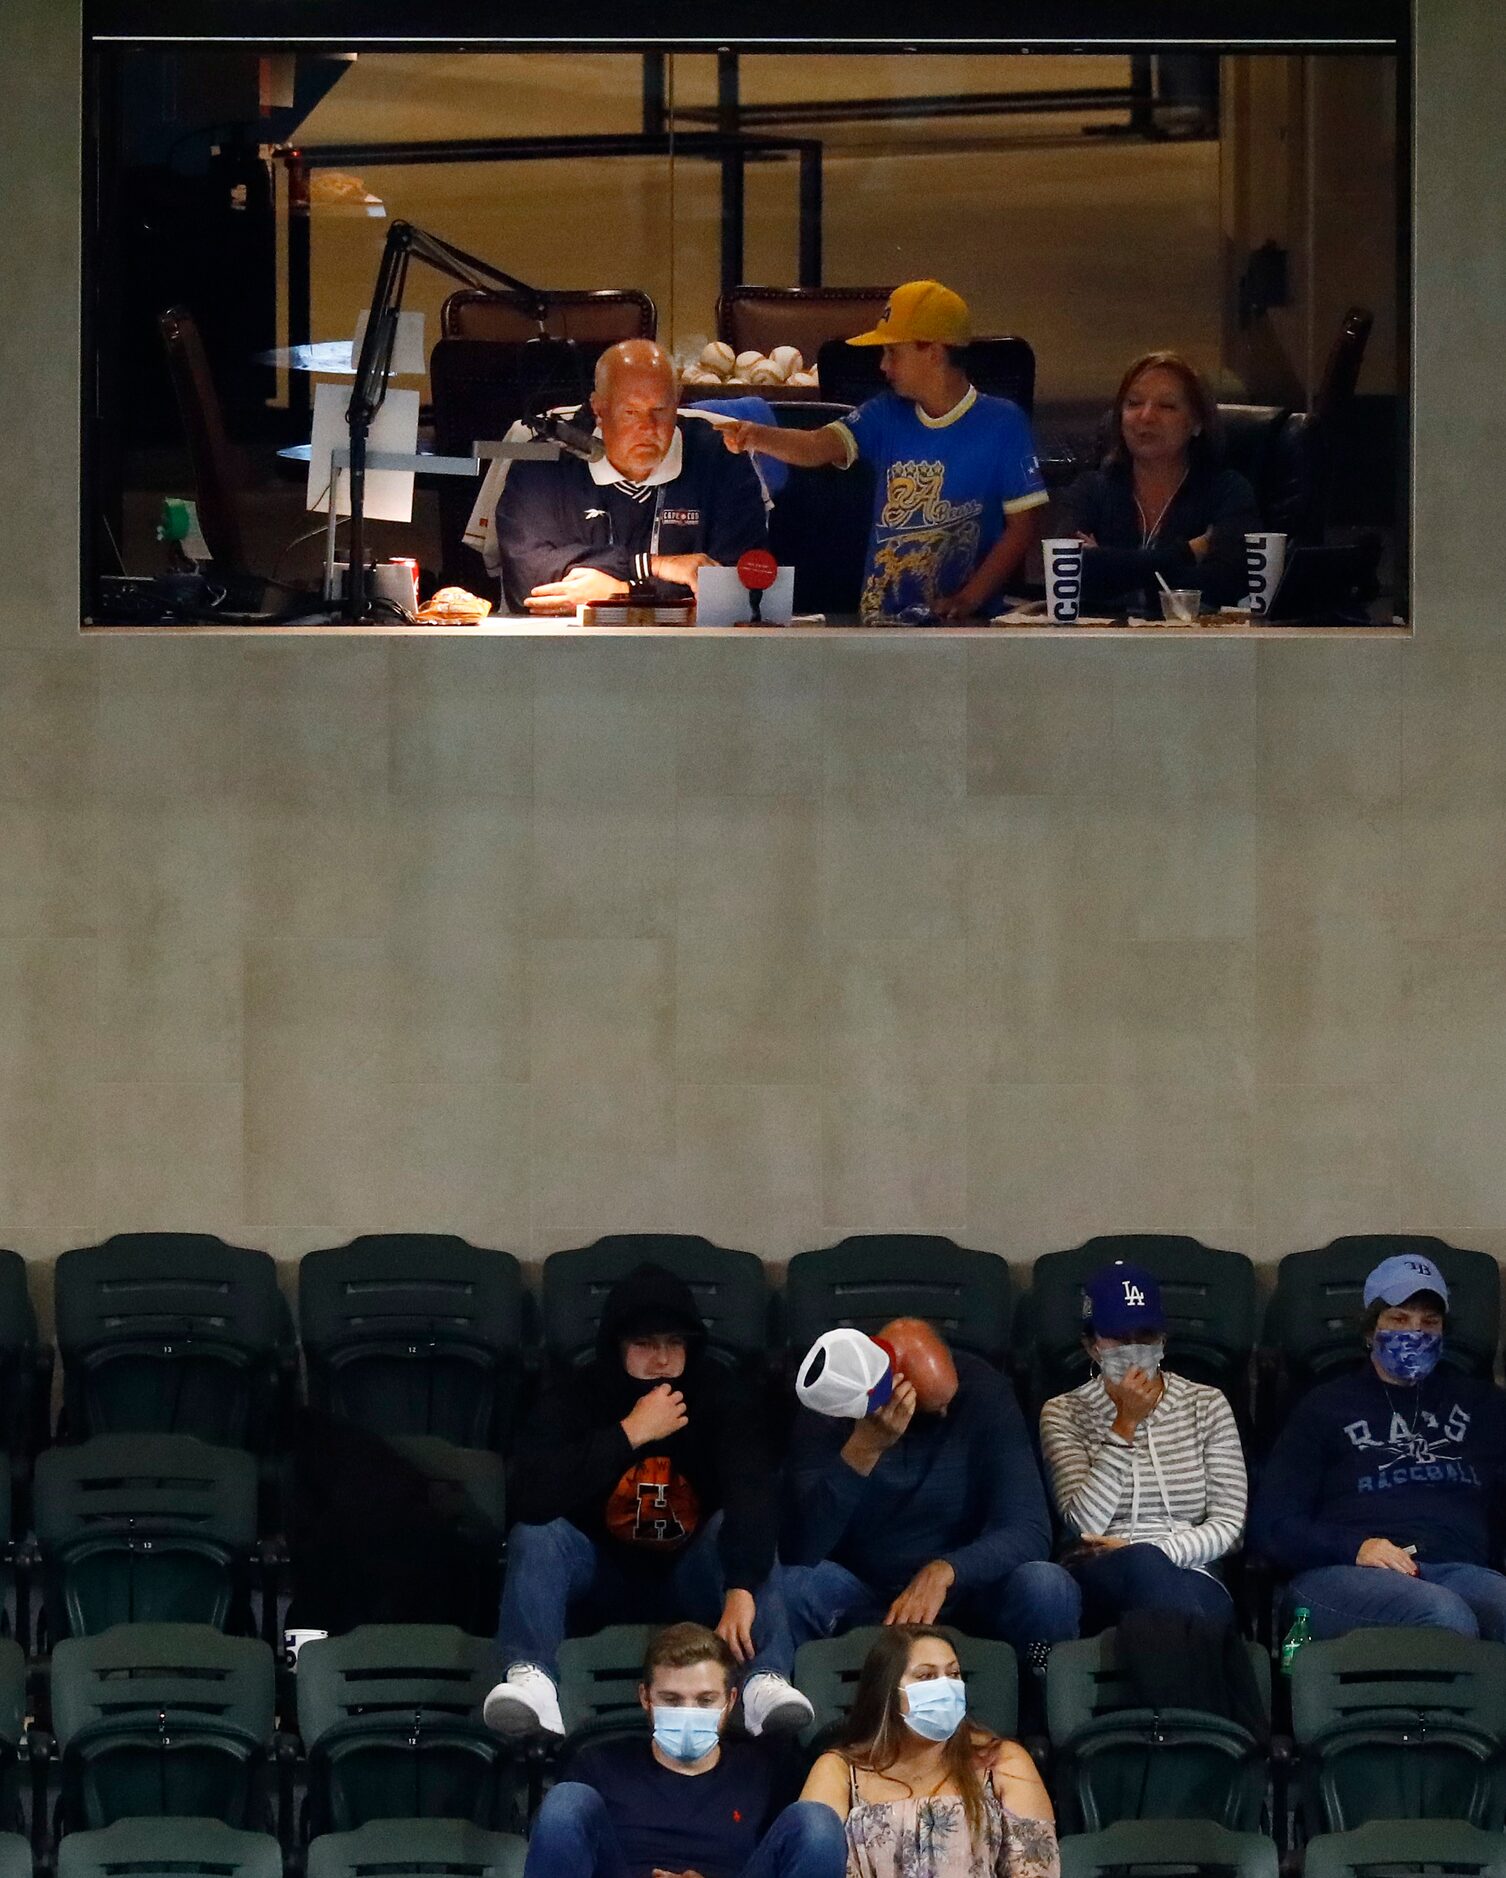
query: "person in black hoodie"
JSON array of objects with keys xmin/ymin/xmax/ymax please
[{"xmin": 484, "ymin": 1263, "xmax": 812, "ymax": 1742}]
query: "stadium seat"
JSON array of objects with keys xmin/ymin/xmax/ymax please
[
  {"xmin": 1290, "ymin": 1627, "xmax": 1506, "ymax": 1833},
  {"xmin": 1262, "ymin": 1237, "xmax": 1500, "ymax": 1435},
  {"xmin": 0, "ymin": 1249, "xmax": 47, "ymax": 1485},
  {"xmin": 296, "ymin": 1626, "xmax": 523, "ymax": 1836},
  {"xmin": 0, "ymin": 1643, "xmax": 26, "ymax": 1843},
  {"xmin": 784, "ymin": 1237, "xmax": 1014, "ymax": 1368},
  {"xmin": 1046, "ymin": 1631, "xmax": 1270, "ymax": 1833},
  {"xmin": 556, "ymin": 1624, "xmax": 654, "ymax": 1758},
  {"xmin": 1059, "ymin": 1819, "xmax": 1278, "ymax": 1878},
  {"xmin": 51, "ymin": 1624, "xmax": 275, "ymax": 1831},
  {"xmin": 54, "ymin": 1235, "xmax": 292, "ymax": 1451},
  {"xmin": 1021, "ymin": 1236, "xmax": 1257, "ymax": 1414},
  {"xmin": 0, "ymin": 1839, "xmax": 27, "ymax": 1878},
  {"xmin": 541, "ymin": 1236, "xmax": 770, "ymax": 1372},
  {"xmin": 308, "ymin": 1818, "xmax": 527, "ymax": 1878},
  {"xmin": 299, "ymin": 1236, "xmax": 529, "ymax": 1450},
  {"xmin": 58, "ymin": 1818, "xmax": 283, "ymax": 1878},
  {"xmin": 794, "ymin": 1627, "xmax": 1018, "ymax": 1745},
  {"xmin": 34, "ymin": 1434, "xmax": 258, "ymax": 1640},
  {"xmin": 1302, "ymin": 1819, "xmax": 1506, "ymax": 1878}
]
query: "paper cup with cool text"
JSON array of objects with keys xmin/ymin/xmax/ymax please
[
  {"xmin": 1244, "ymin": 532, "xmax": 1288, "ymax": 616},
  {"xmin": 1043, "ymin": 538, "xmax": 1085, "ymax": 625}
]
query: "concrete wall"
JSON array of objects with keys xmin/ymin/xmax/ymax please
[{"xmin": 3, "ymin": 3, "xmax": 1504, "ymax": 1274}]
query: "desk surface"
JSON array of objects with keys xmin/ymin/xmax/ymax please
[{"xmin": 83, "ymin": 617, "xmax": 1410, "ymax": 639}]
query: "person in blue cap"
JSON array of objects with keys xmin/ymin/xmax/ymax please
[
  {"xmin": 1251, "ymin": 1253, "xmax": 1506, "ymax": 1639},
  {"xmin": 1039, "ymin": 1262, "xmax": 1248, "ymax": 1629}
]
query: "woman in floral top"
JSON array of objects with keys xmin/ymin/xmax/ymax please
[{"xmin": 800, "ymin": 1628, "xmax": 1059, "ymax": 1878}]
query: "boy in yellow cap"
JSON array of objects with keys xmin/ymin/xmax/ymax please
[{"xmin": 721, "ymin": 280, "xmax": 1047, "ymax": 619}]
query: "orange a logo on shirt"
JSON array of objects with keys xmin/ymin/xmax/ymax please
[{"xmin": 604, "ymin": 1454, "xmax": 701, "ymax": 1550}]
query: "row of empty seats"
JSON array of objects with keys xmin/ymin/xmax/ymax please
[
  {"xmin": 0, "ymin": 1231, "xmax": 1496, "ymax": 1473},
  {"xmin": 0, "ymin": 1620, "xmax": 1497, "ymax": 1862}
]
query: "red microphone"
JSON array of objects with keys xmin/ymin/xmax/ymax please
[{"xmin": 736, "ymin": 548, "xmax": 778, "ymax": 624}]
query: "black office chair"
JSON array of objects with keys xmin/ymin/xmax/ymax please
[
  {"xmin": 766, "ymin": 400, "xmax": 871, "ymax": 614},
  {"xmin": 817, "ymin": 335, "xmax": 1036, "ymax": 416}
]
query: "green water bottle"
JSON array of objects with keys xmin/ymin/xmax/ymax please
[{"xmin": 1281, "ymin": 1605, "xmax": 1312, "ymax": 1676}]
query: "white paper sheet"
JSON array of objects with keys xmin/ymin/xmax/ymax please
[{"xmin": 305, "ymin": 381, "xmax": 421, "ymax": 523}]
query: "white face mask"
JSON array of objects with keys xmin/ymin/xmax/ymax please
[{"xmin": 1096, "ymin": 1340, "xmax": 1164, "ymax": 1384}]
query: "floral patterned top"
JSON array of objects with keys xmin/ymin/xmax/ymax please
[{"xmin": 843, "ymin": 1763, "xmax": 1060, "ymax": 1878}]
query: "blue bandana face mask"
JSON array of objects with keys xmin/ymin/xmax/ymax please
[
  {"xmin": 902, "ymin": 1676, "xmax": 967, "ymax": 1743},
  {"xmin": 1373, "ymin": 1329, "xmax": 1443, "ymax": 1383},
  {"xmin": 651, "ymin": 1705, "xmax": 723, "ymax": 1764}
]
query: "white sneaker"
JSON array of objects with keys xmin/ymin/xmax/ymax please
[
  {"xmin": 482, "ymin": 1663, "xmax": 564, "ymax": 1740},
  {"xmin": 741, "ymin": 1672, "xmax": 814, "ymax": 1739}
]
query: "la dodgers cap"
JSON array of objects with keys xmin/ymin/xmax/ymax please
[{"xmin": 1083, "ymin": 1262, "xmax": 1166, "ymax": 1338}]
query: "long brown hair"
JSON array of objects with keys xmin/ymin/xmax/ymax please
[
  {"xmin": 1104, "ymin": 349, "xmax": 1220, "ymax": 472},
  {"xmin": 831, "ymin": 1627, "xmax": 999, "ymax": 1840}
]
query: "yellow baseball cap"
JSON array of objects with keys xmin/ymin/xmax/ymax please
[{"xmin": 847, "ymin": 280, "xmax": 972, "ymax": 347}]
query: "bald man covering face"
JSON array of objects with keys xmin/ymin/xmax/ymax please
[{"xmin": 495, "ymin": 340, "xmax": 770, "ymax": 615}]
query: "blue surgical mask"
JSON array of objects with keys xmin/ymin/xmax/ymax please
[
  {"xmin": 651, "ymin": 1705, "xmax": 722, "ymax": 1764},
  {"xmin": 1373, "ymin": 1329, "xmax": 1443, "ymax": 1383},
  {"xmin": 902, "ymin": 1676, "xmax": 967, "ymax": 1743}
]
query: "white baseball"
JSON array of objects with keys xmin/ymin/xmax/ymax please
[
  {"xmin": 699, "ymin": 341, "xmax": 735, "ymax": 378},
  {"xmin": 746, "ymin": 360, "xmax": 782, "ymax": 384},
  {"xmin": 734, "ymin": 350, "xmax": 764, "ymax": 377},
  {"xmin": 769, "ymin": 346, "xmax": 802, "ymax": 380}
]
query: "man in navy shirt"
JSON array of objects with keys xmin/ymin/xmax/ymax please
[
  {"xmin": 523, "ymin": 1623, "xmax": 844, "ymax": 1878},
  {"xmin": 1253, "ymin": 1252, "xmax": 1506, "ymax": 1639},
  {"xmin": 496, "ymin": 340, "xmax": 768, "ymax": 616},
  {"xmin": 781, "ymin": 1322, "xmax": 1079, "ymax": 1677},
  {"xmin": 720, "ymin": 280, "xmax": 1047, "ymax": 619}
]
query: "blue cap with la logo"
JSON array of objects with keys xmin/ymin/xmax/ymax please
[{"xmin": 1083, "ymin": 1262, "xmax": 1166, "ymax": 1337}]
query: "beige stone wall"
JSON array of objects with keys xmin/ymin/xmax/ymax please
[{"xmin": 2, "ymin": 4, "xmax": 1503, "ymax": 1277}]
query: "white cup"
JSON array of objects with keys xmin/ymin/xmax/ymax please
[
  {"xmin": 284, "ymin": 1627, "xmax": 328, "ymax": 1668},
  {"xmin": 1042, "ymin": 538, "xmax": 1085, "ymax": 625},
  {"xmin": 1244, "ymin": 532, "xmax": 1288, "ymax": 616}
]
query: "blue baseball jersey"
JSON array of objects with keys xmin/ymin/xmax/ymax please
[{"xmin": 830, "ymin": 387, "xmax": 1048, "ymax": 618}]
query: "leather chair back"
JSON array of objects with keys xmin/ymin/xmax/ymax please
[{"xmin": 441, "ymin": 289, "xmax": 656, "ymax": 343}]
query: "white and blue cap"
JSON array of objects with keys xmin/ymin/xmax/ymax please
[
  {"xmin": 796, "ymin": 1328, "xmax": 896, "ymax": 1419},
  {"xmin": 1363, "ymin": 1253, "xmax": 1450, "ymax": 1309}
]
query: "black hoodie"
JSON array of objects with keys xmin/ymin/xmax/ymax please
[{"xmin": 510, "ymin": 1263, "xmax": 778, "ymax": 1592}]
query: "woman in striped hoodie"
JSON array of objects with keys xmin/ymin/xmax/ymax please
[{"xmin": 1038, "ymin": 1263, "xmax": 1248, "ymax": 1630}]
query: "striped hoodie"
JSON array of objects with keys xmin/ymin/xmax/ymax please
[{"xmin": 1039, "ymin": 1369, "xmax": 1248, "ymax": 1570}]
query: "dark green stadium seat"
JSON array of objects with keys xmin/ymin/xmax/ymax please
[
  {"xmin": 58, "ymin": 1818, "xmax": 283, "ymax": 1878},
  {"xmin": 1047, "ymin": 1631, "xmax": 1270, "ymax": 1833},
  {"xmin": 1059, "ymin": 1819, "xmax": 1278, "ymax": 1878},
  {"xmin": 1302, "ymin": 1819, "xmax": 1506, "ymax": 1878},
  {"xmin": 0, "ymin": 1249, "xmax": 47, "ymax": 1483},
  {"xmin": 1291, "ymin": 1628, "xmax": 1506, "ymax": 1833},
  {"xmin": 299, "ymin": 1236, "xmax": 528, "ymax": 1449},
  {"xmin": 784, "ymin": 1237, "xmax": 1013, "ymax": 1367},
  {"xmin": 34, "ymin": 1434, "xmax": 258, "ymax": 1640},
  {"xmin": 54, "ymin": 1235, "xmax": 292, "ymax": 1451},
  {"xmin": 0, "ymin": 1642, "xmax": 27, "ymax": 1840},
  {"xmin": 557, "ymin": 1624, "xmax": 654, "ymax": 1756},
  {"xmin": 0, "ymin": 1838, "xmax": 27, "ymax": 1878},
  {"xmin": 386, "ymin": 1438, "xmax": 506, "ymax": 1541},
  {"xmin": 296, "ymin": 1626, "xmax": 523, "ymax": 1836},
  {"xmin": 794, "ymin": 1626, "xmax": 1018, "ymax": 1745},
  {"xmin": 51, "ymin": 1624, "xmax": 275, "ymax": 1830},
  {"xmin": 541, "ymin": 1237, "xmax": 769, "ymax": 1371},
  {"xmin": 1262, "ymin": 1237, "xmax": 1500, "ymax": 1434},
  {"xmin": 1023, "ymin": 1236, "xmax": 1257, "ymax": 1411},
  {"xmin": 308, "ymin": 1818, "xmax": 527, "ymax": 1878}
]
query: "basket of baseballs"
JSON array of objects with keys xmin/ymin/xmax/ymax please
[{"xmin": 681, "ymin": 342, "xmax": 821, "ymax": 390}]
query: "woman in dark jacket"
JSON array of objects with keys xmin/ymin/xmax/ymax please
[{"xmin": 1058, "ymin": 350, "xmax": 1261, "ymax": 615}]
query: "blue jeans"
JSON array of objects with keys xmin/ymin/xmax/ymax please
[
  {"xmin": 522, "ymin": 1784, "xmax": 847, "ymax": 1878},
  {"xmin": 782, "ymin": 1557, "xmax": 1080, "ymax": 1654},
  {"xmin": 1070, "ymin": 1543, "xmax": 1234, "ymax": 1632},
  {"xmin": 1289, "ymin": 1561, "xmax": 1506, "ymax": 1641},
  {"xmin": 497, "ymin": 1512, "xmax": 795, "ymax": 1681}
]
